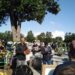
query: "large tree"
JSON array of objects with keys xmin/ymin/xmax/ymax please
[
  {"xmin": 0, "ymin": 32, "xmax": 4, "ymax": 40},
  {"xmin": 37, "ymin": 32, "xmax": 46, "ymax": 42},
  {"xmin": 4, "ymin": 31, "xmax": 13, "ymax": 41},
  {"xmin": 26, "ymin": 31, "xmax": 35, "ymax": 42},
  {"xmin": 0, "ymin": 31, "xmax": 12, "ymax": 41},
  {"xmin": 0, "ymin": 0, "xmax": 60, "ymax": 42},
  {"xmin": 45, "ymin": 32, "xmax": 52, "ymax": 43},
  {"xmin": 54, "ymin": 37, "xmax": 63, "ymax": 47},
  {"xmin": 65, "ymin": 33, "xmax": 75, "ymax": 44}
]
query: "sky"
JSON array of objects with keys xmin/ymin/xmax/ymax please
[{"xmin": 0, "ymin": 0, "xmax": 75, "ymax": 39}]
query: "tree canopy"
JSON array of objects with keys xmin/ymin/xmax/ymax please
[
  {"xmin": 26, "ymin": 31, "xmax": 35, "ymax": 42},
  {"xmin": 45, "ymin": 32, "xmax": 52, "ymax": 43},
  {"xmin": 37, "ymin": 32, "xmax": 46, "ymax": 42},
  {"xmin": 0, "ymin": 0, "xmax": 60, "ymax": 42},
  {"xmin": 54, "ymin": 37, "xmax": 63, "ymax": 47},
  {"xmin": 0, "ymin": 31, "xmax": 12, "ymax": 41},
  {"xmin": 65, "ymin": 33, "xmax": 75, "ymax": 43},
  {"xmin": 0, "ymin": 0, "xmax": 60, "ymax": 25}
]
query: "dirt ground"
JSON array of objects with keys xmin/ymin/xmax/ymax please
[
  {"xmin": 0, "ymin": 69, "xmax": 12, "ymax": 75},
  {"xmin": 0, "ymin": 65, "xmax": 12, "ymax": 75}
]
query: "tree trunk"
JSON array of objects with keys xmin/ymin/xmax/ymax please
[
  {"xmin": 10, "ymin": 13, "xmax": 21, "ymax": 42},
  {"xmin": 11, "ymin": 24, "xmax": 21, "ymax": 42}
]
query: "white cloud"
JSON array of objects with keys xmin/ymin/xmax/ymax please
[
  {"xmin": 33, "ymin": 32, "xmax": 41, "ymax": 37},
  {"xmin": 52, "ymin": 30, "xmax": 65, "ymax": 40},
  {"xmin": 33, "ymin": 31, "xmax": 65, "ymax": 40},
  {"xmin": 23, "ymin": 30, "xmax": 65, "ymax": 40},
  {"xmin": 48, "ymin": 21, "xmax": 65, "ymax": 40}
]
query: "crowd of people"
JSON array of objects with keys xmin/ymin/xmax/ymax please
[{"xmin": 0, "ymin": 37, "xmax": 75, "ymax": 75}]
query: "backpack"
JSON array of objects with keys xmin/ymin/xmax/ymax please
[
  {"xmin": 13, "ymin": 65, "xmax": 33, "ymax": 75},
  {"xmin": 47, "ymin": 46, "xmax": 52, "ymax": 54},
  {"xmin": 42, "ymin": 46, "xmax": 52, "ymax": 54},
  {"xmin": 42, "ymin": 46, "xmax": 52, "ymax": 59},
  {"xmin": 47, "ymin": 46, "xmax": 52, "ymax": 58},
  {"xmin": 16, "ymin": 59, "xmax": 26, "ymax": 67}
]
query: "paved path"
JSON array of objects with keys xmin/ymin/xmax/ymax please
[{"xmin": 30, "ymin": 67, "xmax": 41, "ymax": 75}]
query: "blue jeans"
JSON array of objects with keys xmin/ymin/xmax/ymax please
[{"xmin": 43, "ymin": 59, "xmax": 53, "ymax": 64}]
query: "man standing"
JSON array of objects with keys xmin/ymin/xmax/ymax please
[
  {"xmin": 41, "ymin": 43, "xmax": 52, "ymax": 64},
  {"xmin": 11, "ymin": 37, "xmax": 28, "ymax": 71}
]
